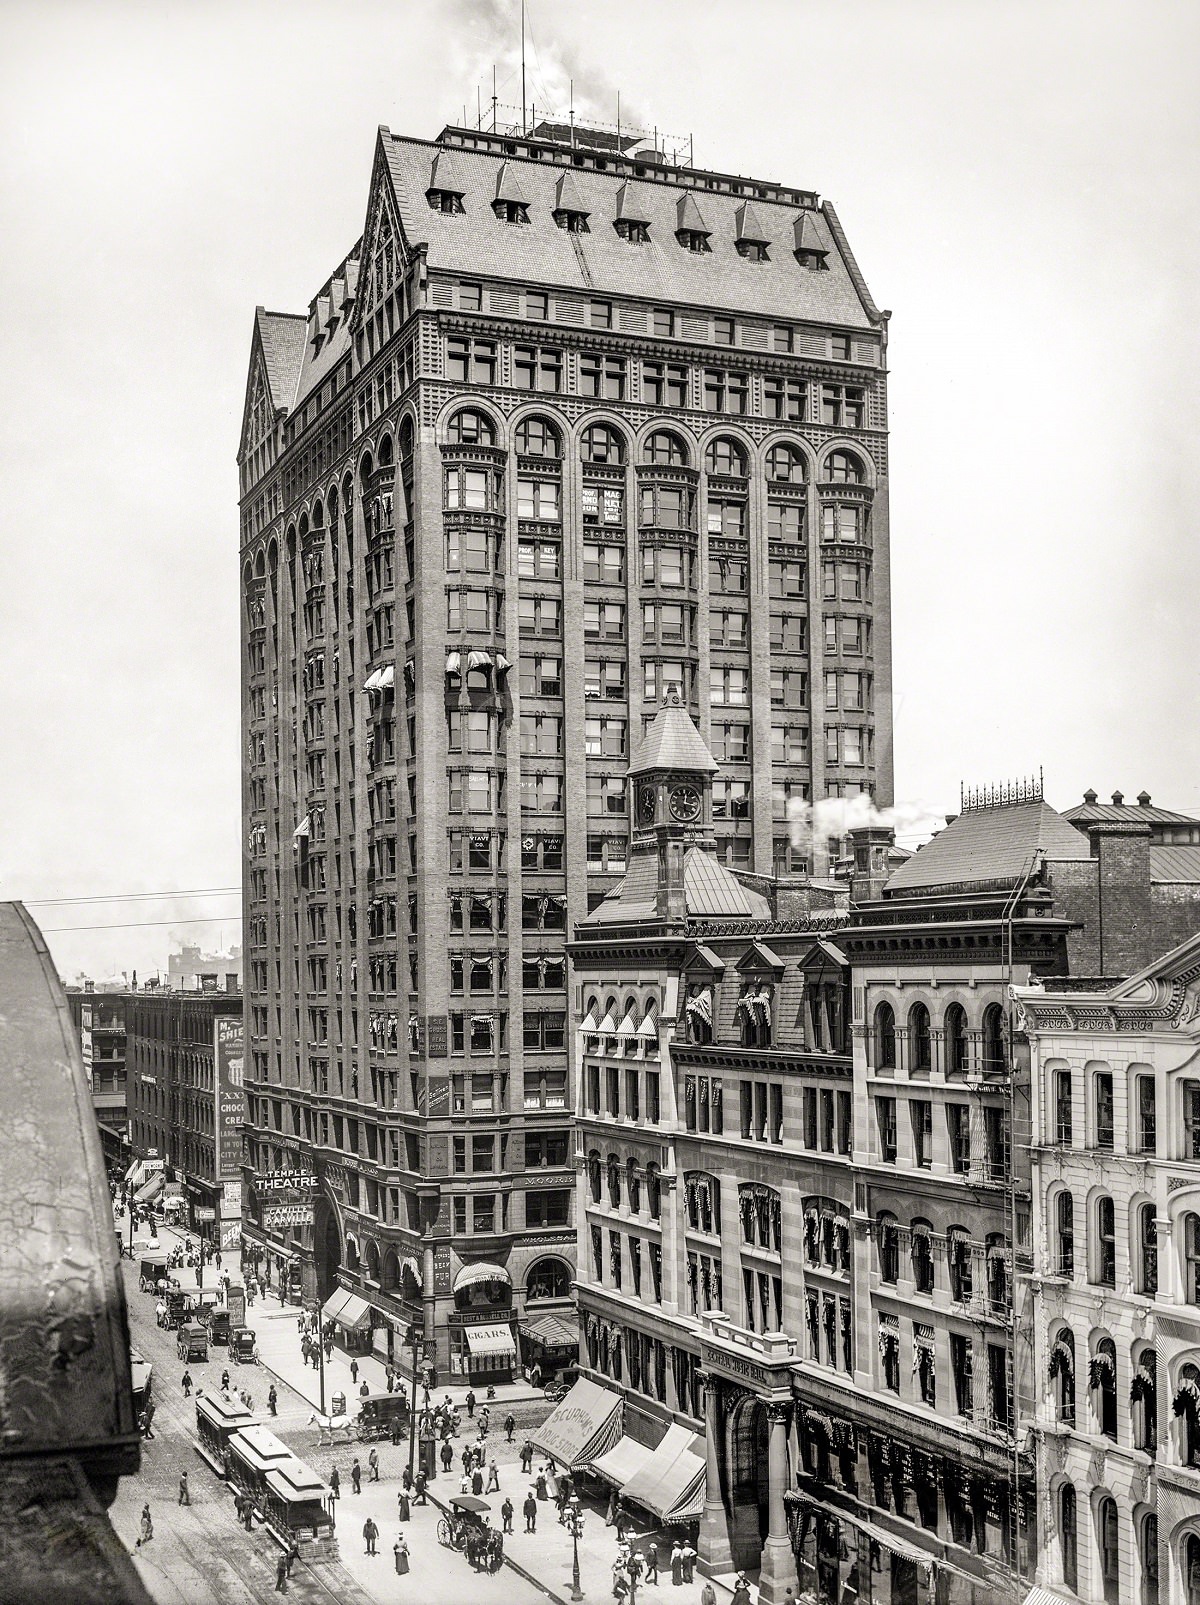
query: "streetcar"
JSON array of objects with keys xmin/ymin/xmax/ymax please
[
  {"xmin": 194, "ymin": 1392, "xmax": 257, "ymax": 1477},
  {"xmin": 224, "ymin": 1423, "xmax": 293, "ymax": 1515},
  {"xmin": 262, "ymin": 1459, "xmax": 336, "ymax": 1558}
]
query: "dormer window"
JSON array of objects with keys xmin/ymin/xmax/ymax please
[
  {"xmin": 554, "ymin": 209, "xmax": 589, "ymax": 233},
  {"xmin": 614, "ymin": 219, "xmax": 650, "ymax": 243},
  {"xmin": 677, "ymin": 229, "xmax": 711, "ymax": 254},
  {"xmin": 494, "ymin": 199, "xmax": 530, "ymax": 225},
  {"xmin": 426, "ymin": 189, "xmax": 465, "ymax": 215},
  {"xmin": 736, "ymin": 240, "xmax": 769, "ymax": 262},
  {"xmin": 796, "ymin": 249, "xmax": 828, "ymax": 270}
]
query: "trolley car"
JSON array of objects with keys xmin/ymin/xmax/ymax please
[
  {"xmin": 194, "ymin": 1393, "xmax": 257, "ymax": 1477},
  {"xmin": 262, "ymin": 1459, "xmax": 336, "ymax": 1557},
  {"xmin": 225, "ymin": 1424, "xmax": 293, "ymax": 1517}
]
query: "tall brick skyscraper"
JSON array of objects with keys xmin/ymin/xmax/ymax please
[{"xmin": 237, "ymin": 116, "xmax": 891, "ymax": 1381}]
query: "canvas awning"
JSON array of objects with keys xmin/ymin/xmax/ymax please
[
  {"xmin": 622, "ymin": 1424, "xmax": 706, "ymax": 1522},
  {"xmin": 454, "ymin": 1261, "xmax": 511, "ymax": 1293},
  {"xmin": 520, "ymin": 1313, "xmax": 578, "ymax": 1350},
  {"xmin": 377, "ymin": 664, "xmax": 395, "ymax": 690},
  {"xmin": 467, "ymin": 649, "xmax": 492, "ymax": 671},
  {"xmin": 590, "ymin": 1435, "xmax": 655, "ymax": 1489},
  {"xmin": 363, "ymin": 669, "xmax": 383, "ymax": 692},
  {"xmin": 464, "ymin": 1324, "xmax": 516, "ymax": 1359},
  {"xmin": 135, "ymin": 1171, "xmax": 165, "ymax": 1204},
  {"xmin": 445, "ymin": 651, "xmax": 461, "ymax": 674},
  {"xmin": 292, "ymin": 816, "xmax": 311, "ymax": 840},
  {"xmin": 333, "ymin": 1292, "xmax": 372, "ymax": 1331},
  {"xmin": 532, "ymin": 1377, "xmax": 624, "ymax": 1471},
  {"xmin": 494, "ymin": 652, "xmax": 511, "ymax": 674}
]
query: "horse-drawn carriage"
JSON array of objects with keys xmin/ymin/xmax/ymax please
[
  {"xmin": 229, "ymin": 1326, "xmax": 257, "ymax": 1364},
  {"xmin": 437, "ymin": 1495, "xmax": 503, "ymax": 1572},
  {"xmin": 354, "ymin": 1391, "xmax": 409, "ymax": 1442}
]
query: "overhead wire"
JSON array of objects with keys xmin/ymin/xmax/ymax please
[
  {"xmin": 24, "ymin": 886, "xmax": 241, "ymax": 907},
  {"xmin": 39, "ymin": 914, "xmax": 242, "ymax": 934}
]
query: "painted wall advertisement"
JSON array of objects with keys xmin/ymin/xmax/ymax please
[{"xmin": 214, "ymin": 1016, "xmax": 245, "ymax": 1185}]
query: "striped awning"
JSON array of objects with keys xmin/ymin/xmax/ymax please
[
  {"xmin": 520, "ymin": 1313, "xmax": 578, "ymax": 1349},
  {"xmin": 454, "ymin": 1261, "xmax": 511, "ymax": 1293},
  {"xmin": 135, "ymin": 1171, "xmax": 165, "ymax": 1204},
  {"xmin": 465, "ymin": 1323, "xmax": 515, "ymax": 1359}
]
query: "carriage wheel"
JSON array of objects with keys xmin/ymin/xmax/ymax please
[{"xmin": 437, "ymin": 1517, "xmax": 453, "ymax": 1547}]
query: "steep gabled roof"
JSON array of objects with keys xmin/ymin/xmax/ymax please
[
  {"xmin": 553, "ymin": 171, "xmax": 589, "ymax": 216},
  {"xmin": 614, "ymin": 178, "xmax": 652, "ymax": 224},
  {"xmin": 885, "ymin": 801, "xmax": 1091, "ymax": 895},
  {"xmin": 735, "ymin": 199, "xmax": 771, "ymax": 245},
  {"xmin": 630, "ymin": 697, "xmax": 718, "ymax": 777},
  {"xmin": 255, "ymin": 310, "xmax": 307, "ymax": 411},
  {"xmin": 494, "ymin": 160, "xmax": 532, "ymax": 206},
  {"xmin": 793, "ymin": 212, "xmax": 828, "ymax": 257},
  {"xmin": 675, "ymin": 191, "xmax": 710, "ymax": 236}
]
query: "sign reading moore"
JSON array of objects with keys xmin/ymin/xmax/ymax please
[{"xmin": 214, "ymin": 1015, "xmax": 246, "ymax": 1187}]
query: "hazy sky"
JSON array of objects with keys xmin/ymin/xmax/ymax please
[{"xmin": 2, "ymin": 0, "xmax": 1197, "ymax": 981}]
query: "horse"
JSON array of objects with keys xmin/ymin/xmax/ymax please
[{"xmin": 307, "ymin": 1410, "xmax": 354, "ymax": 1447}]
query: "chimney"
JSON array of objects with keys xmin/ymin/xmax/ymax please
[
  {"xmin": 848, "ymin": 824, "xmax": 895, "ymax": 903},
  {"xmin": 1137, "ymin": 791, "xmax": 1152, "ymax": 807}
]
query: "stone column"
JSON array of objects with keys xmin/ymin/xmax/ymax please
[
  {"xmin": 422, "ymin": 1240, "xmax": 436, "ymax": 1353},
  {"xmin": 758, "ymin": 1399, "xmax": 800, "ymax": 1604},
  {"xmin": 699, "ymin": 1373, "xmax": 733, "ymax": 1573}
]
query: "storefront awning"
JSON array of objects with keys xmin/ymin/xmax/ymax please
[
  {"xmin": 454, "ymin": 1261, "xmax": 511, "ymax": 1293},
  {"xmin": 590, "ymin": 1434, "xmax": 654, "ymax": 1489},
  {"xmin": 520, "ymin": 1313, "xmax": 578, "ymax": 1350},
  {"xmin": 464, "ymin": 1323, "xmax": 516, "ymax": 1359},
  {"xmin": 532, "ymin": 1377, "xmax": 624, "ymax": 1471},
  {"xmin": 622, "ymin": 1423, "xmax": 706, "ymax": 1522},
  {"xmin": 135, "ymin": 1172, "xmax": 165, "ymax": 1204},
  {"xmin": 333, "ymin": 1292, "xmax": 372, "ymax": 1331},
  {"xmin": 322, "ymin": 1287, "xmax": 356, "ymax": 1324}
]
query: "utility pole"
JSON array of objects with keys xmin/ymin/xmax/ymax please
[{"xmin": 407, "ymin": 1324, "xmax": 421, "ymax": 1484}]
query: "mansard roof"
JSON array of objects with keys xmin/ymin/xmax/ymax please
[
  {"xmin": 379, "ymin": 128, "xmax": 880, "ymax": 325},
  {"xmin": 582, "ymin": 848, "xmax": 770, "ymax": 927},
  {"xmin": 885, "ymin": 800, "xmax": 1091, "ymax": 896}
]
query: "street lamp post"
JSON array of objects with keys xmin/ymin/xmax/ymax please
[
  {"xmin": 407, "ymin": 1325, "xmax": 421, "ymax": 1485},
  {"xmin": 566, "ymin": 1494, "xmax": 586, "ymax": 1601}
]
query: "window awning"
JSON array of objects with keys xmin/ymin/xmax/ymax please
[
  {"xmin": 616, "ymin": 1008, "xmax": 638, "ymax": 1037},
  {"xmin": 590, "ymin": 1434, "xmax": 655, "ymax": 1489},
  {"xmin": 519, "ymin": 1313, "xmax": 578, "ymax": 1349},
  {"xmin": 363, "ymin": 669, "xmax": 383, "ymax": 692},
  {"xmin": 464, "ymin": 1323, "xmax": 516, "ymax": 1359},
  {"xmin": 467, "ymin": 649, "xmax": 492, "ymax": 671},
  {"xmin": 321, "ymin": 1287, "xmax": 351, "ymax": 1323},
  {"xmin": 494, "ymin": 653, "xmax": 511, "ymax": 674},
  {"xmin": 637, "ymin": 1012, "xmax": 659, "ymax": 1038},
  {"xmin": 597, "ymin": 1009, "xmax": 618, "ymax": 1034},
  {"xmin": 532, "ymin": 1377, "xmax": 624, "ymax": 1471},
  {"xmin": 293, "ymin": 815, "xmax": 311, "ymax": 840},
  {"xmin": 135, "ymin": 1171, "xmax": 165, "ymax": 1204},
  {"xmin": 454, "ymin": 1260, "xmax": 511, "ymax": 1293},
  {"xmin": 377, "ymin": 663, "xmax": 395, "ymax": 690},
  {"xmin": 622, "ymin": 1424, "xmax": 706, "ymax": 1522},
  {"xmin": 580, "ymin": 1005, "xmax": 599, "ymax": 1032},
  {"xmin": 445, "ymin": 651, "xmax": 461, "ymax": 675}
]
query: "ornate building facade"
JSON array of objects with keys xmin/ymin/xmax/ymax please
[
  {"xmin": 237, "ymin": 117, "xmax": 892, "ymax": 1378},
  {"xmin": 1016, "ymin": 933, "xmax": 1200, "ymax": 1605}
]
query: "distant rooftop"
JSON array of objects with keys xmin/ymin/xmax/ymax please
[
  {"xmin": 885, "ymin": 797, "xmax": 1090, "ymax": 896},
  {"xmin": 1062, "ymin": 788, "xmax": 1200, "ymax": 828}
]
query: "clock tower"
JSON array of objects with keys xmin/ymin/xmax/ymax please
[{"xmin": 629, "ymin": 687, "xmax": 719, "ymax": 923}]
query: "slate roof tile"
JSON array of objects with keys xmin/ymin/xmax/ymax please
[{"xmin": 885, "ymin": 801, "xmax": 1091, "ymax": 894}]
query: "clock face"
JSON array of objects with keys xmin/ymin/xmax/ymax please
[
  {"xmin": 670, "ymin": 785, "xmax": 701, "ymax": 823},
  {"xmin": 639, "ymin": 785, "xmax": 658, "ymax": 825}
]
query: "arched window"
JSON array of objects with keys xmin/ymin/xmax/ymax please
[
  {"xmin": 587, "ymin": 1149, "xmax": 602, "ymax": 1204},
  {"xmin": 765, "ymin": 442, "xmax": 806, "ymax": 483},
  {"xmin": 580, "ymin": 423, "xmax": 625, "ymax": 464},
  {"xmin": 911, "ymin": 1220, "xmax": 934, "ymax": 1294},
  {"xmin": 704, "ymin": 436, "xmax": 747, "ymax": 477},
  {"xmin": 1049, "ymin": 1327, "xmax": 1076, "ymax": 1424},
  {"xmin": 1132, "ymin": 1347, "xmax": 1157, "ymax": 1453},
  {"xmin": 1137, "ymin": 1202, "xmax": 1159, "ymax": 1296},
  {"xmin": 606, "ymin": 1154, "xmax": 621, "ymax": 1209},
  {"xmin": 447, "ymin": 407, "xmax": 495, "ymax": 446},
  {"xmin": 908, "ymin": 1003, "xmax": 932, "ymax": 1073},
  {"xmin": 1184, "ymin": 1213, "xmax": 1200, "ymax": 1303},
  {"xmin": 646, "ymin": 1162, "xmax": 662, "ymax": 1221},
  {"xmin": 1056, "ymin": 1190, "xmax": 1076, "ymax": 1278},
  {"xmin": 1139, "ymin": 1512, "xmax": 1158, "ymax": 1605},
  {"xmin": 1053, "ymin": 1067, "xmax": 1074, "ymax": 1144},
  {"xmin": 1095, "ymin": 1195, "xmax": 1117, "ymax": 1287},
  {"xmin": 824, "ymin": 449, "xmax": 864, "ymax": 484},
  {"xmin": 526, "ymin": 1257, "xmax": 572, "ymax": 1301},
  {"xmin": 1096, "ymin": 1493, "xmax": 1120, "ymax": 1605},
  {"xmin": 399, "ymin": 416, "xmax": 415, "ymax": 461},
  {"xmin": 874, "ymin": 1001, "xmax": 896, "ymax": 1070},
  {"xmin": 982, "ymin": 1004, "xmax": 1007, "ymax": 1074},
  {"xmin": 643, "ymin": 429, "xmax": 688, "ymax": 466},
  {"xmin": 1094, "ymin": 1068, "xmax": 1115, "ymax": 1150},
  {"xmin": 1059, "ymin": 1483, "xmax": 1078, "ymax": 1592},
  {"xmin": 515, "ymin": 416, "xmax": 561, "ymax": 458},
  {"xmin": 947, "ymin": 1227, "xmax": 973, "ymax": 1303},
  {"xmin": 1185, "ymin": 1531, "xmax": 1200, "ymax": 1605},
  {"xmin": 944, "ymin": 1003, "xmax": 968, "ymax": 1077},
  {"xmin": 1174, "ymin": 1362, "xmax": 1200, "ymax": 1467},
  {"xmin": 1091, "ymin": 1337, "xmax": 1118, "ymax": 1441},
  {"xmin": 876, "ymin": 1212, "xmax": 899, "ymax": 1283}
]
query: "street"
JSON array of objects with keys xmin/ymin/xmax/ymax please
[{"xmin": 113, "ymin": 1224, "xmax": 547, "ymax": 1605}]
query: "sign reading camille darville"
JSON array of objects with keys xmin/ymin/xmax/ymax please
[
  {"xmin": 214, "ymin": 1016, "xmax": 245, "ymax": 1184},
  {"xmin": 263, "ymin": 1204, "xmax": 316, "ymax": 1229}
]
